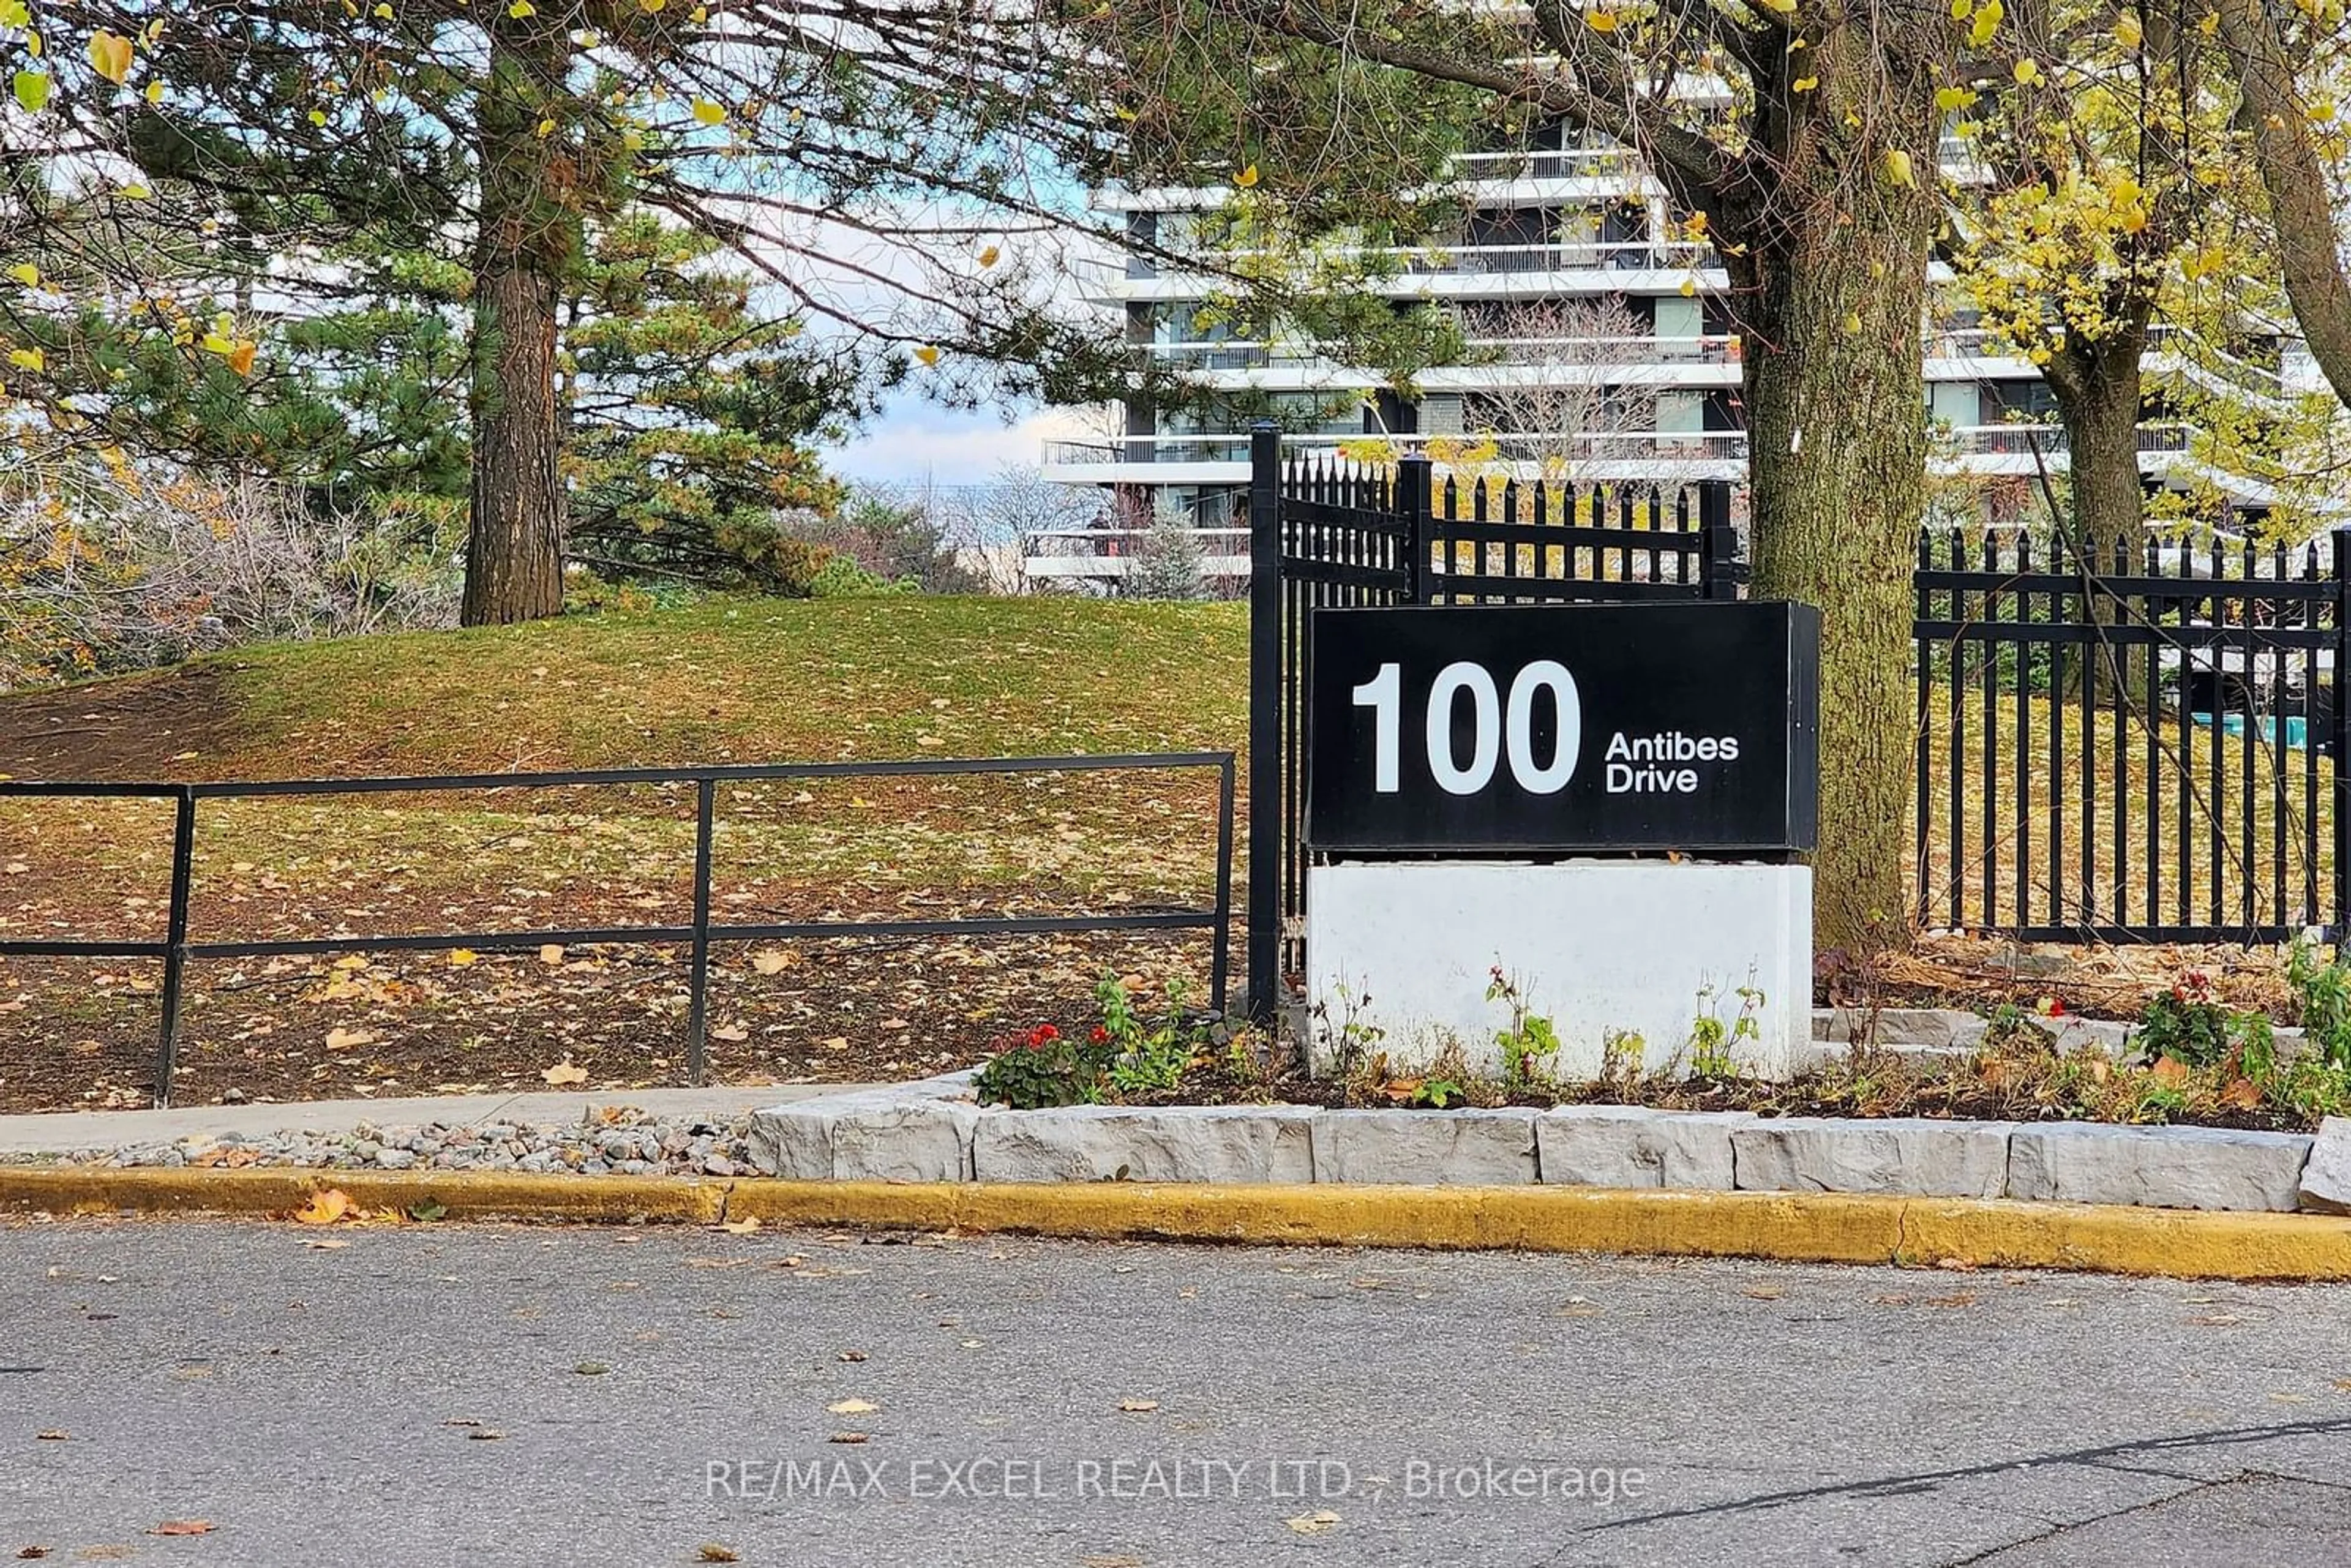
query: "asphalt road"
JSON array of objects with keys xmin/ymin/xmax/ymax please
[{"xmin": 6, "ymin": 1218, "xmax": 2351, "ymax": 1567}]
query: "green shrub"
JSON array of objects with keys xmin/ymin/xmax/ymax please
[
  {"xmin": 1097, "ymin": 976, "xmax": 1209, "ymax": 1095},
  {"xmin": 2137, "ymin": 973, "xmax": 2249, "ymax": 1069},
  {"xmin": 2289, "ymin": 941, "xmax": 2351, "ymax": 1071},
  {"xmin": 807, "ymin": 553, "xmax": 914, "ymax": 599},
  {"xmin": 972, "ymin": 1024, "xmax": 1110, "ymax": 1110}
]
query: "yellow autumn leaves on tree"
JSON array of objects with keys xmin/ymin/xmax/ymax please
[{"xmin": 86, "ymin": 28, "xmax": 132, "ymax": 84}]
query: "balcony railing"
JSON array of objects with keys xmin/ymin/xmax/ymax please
[
  {"xmin": 1462, "ymin": 333, "xmax": 1741, "ymax": 364},
  {"xmin": 1378, "ymin": 241, "xmax": 1719, "ymax": 275},
  {"xmin": 1447, "ymin": 148, "xmax": 1640, "ymax": 182},
  {"xmin": 1138, "ymin": 333, "xmax": 1742, "ymax": 369},
  {"xmin": 1141, "ymin": 340, "xmax": 1275, "ymax": 368},
  {"xmin": 1442, "ymin": 137, "xmax": 1976, "ymax": 186},
  {"xmin": 1022, "ymin": 527, "xmax": 1253, "ymax": 558},
  {"xmin": 1944, "ymin": 422, "xmax": 2196, "ymax": 456},
  {"xmin": 1043, "ymin": 424, "xmax": 2205, "ymax": 468},
  {"xmin": 1041, "ymin": 430, "xmax": 1752, "ymax": 466},
  {"xmin": 1130, "ymin": 241, "xmax": 1722, "ymax": 283}
]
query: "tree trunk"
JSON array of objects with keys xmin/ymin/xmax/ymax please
[
  {"xmin": 2042, "ymin": 325, "xmax": 2149, "ymax": 705},
  {"xmin": 2216, "ymin": 0, "xmax": 2351, "ymax": 411},
  {"xmin": 1739, "ymin": 201, "xmax": 1939, "ymax": 958},
  {"xmin": 462, "ymin": 15, "xmax": 572, "ymax": 627}
]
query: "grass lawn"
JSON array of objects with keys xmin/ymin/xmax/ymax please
[
  {"xmin": 0, "ymin": 598, "xmax": 1248, "ymax": 1112},
  {"xmin": 0, "ymin": 595, "xmax": 1248, "ymax": 779}
]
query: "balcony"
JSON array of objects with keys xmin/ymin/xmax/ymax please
[
  {"xmin": 1038, "ymin": 422, "xmax": 2213, "ymax": 489},
  {"xmin": 1379, "ymin": 240, "xmax": 1717, "ymax": 276},
  {"xmin": 1462, "ymin": 333, "xmax": 1741, "ymax": 364},
  {"xmin": 1138, "ymin": 333, "xmax": 1739, "ymax": 372},
  {"xmin": 1115, "ymin": 241, "xmax": 1723, "ymax": 294},
  {"xmin": 1019, "ymin": 527, "xmax": 1253, "ymax": 585},
  {"xmin": 1041, "ymin": 429, "xmax": 1752, "ymax": 468},
  {"xmin": 1446, "ymin": 147, "xmax": 1640, "ymax": 183},
  {"xmin": 1944, "ymin": 422, "xmax": 2195, "ymax": 457},
  {"xmin": 1141, "ymin": 340, "xmax": 1276, "ymax": 369}
]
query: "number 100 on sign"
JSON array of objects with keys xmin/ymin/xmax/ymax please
[
  {"xmin": 1350, "ymin": 658, "xmax": 1585, "ymax": 797},
  {"xmin": 1305, "ymin": 602, "xmax": 1820, "ymax": 855}
]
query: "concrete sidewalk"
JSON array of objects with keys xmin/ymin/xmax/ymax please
[{"xmin": 0, "ymin": 1082, "xmax": 885, "ymax": 1156}]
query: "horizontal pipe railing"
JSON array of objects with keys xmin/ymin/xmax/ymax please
[{"xmin": 0, "ymin": 752, "xmax": 1239, "ymax": 1108}]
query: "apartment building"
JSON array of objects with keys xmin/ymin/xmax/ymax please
[{"xmin": 1036, "ymin": 124, "xmax": 2309, "ymax": 561}]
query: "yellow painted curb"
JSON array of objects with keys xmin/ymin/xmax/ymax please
[
  {"xmin": 0, "ymin": 1166, "xmax": 725, "ymax": 1225},
  {"xmin": 6, "ymin": 1168, "xmax": 2350, "ymax": 1280}
]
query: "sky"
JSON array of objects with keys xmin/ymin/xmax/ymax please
[{"xmin": 823, "ymin": 394, "xmax": 1096, "ymax": 486}]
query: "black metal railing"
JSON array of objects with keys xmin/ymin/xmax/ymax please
[
  {"xmin": 0, "ymin": 752, "xmax": 1237, "ymax": 1106},
  {"xmin": 1242, "ymin": 412, "xmax": 2351, "ymax": 1009},
  {"xmin": 1914, "ymin": 531, "xmax": 2345, "ymax": 943},
  {"xmin": 1245, "ymin": 421, "xmax": 1740, "ymax": 1015}
]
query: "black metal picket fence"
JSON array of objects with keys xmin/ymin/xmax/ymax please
[
  {"xmin": 1243, "ymin": 423, "xmax": 1742, "ymax": 1013},
  {"xmin": 1240, "ymin": 414, "xmax": 2351, "ymax": 1015},
  {"xmin": 1914, "ymin": 530, "xmax": 2348, "ymax": 943},
  {"xmin": 0, "ymin": 752, "xmax": 1236, "ymax": 1106}
]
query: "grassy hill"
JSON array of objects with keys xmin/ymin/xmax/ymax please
[
  {"xmin": 0, "ymin": 597, "xmax": 1250, "ymax": 1113},
  {"xmin": 0, "ymin": 596, "xmax": 1249, "ymax": 781}
]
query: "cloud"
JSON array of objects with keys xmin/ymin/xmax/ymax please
[{"xmin": 825, "ymin": 396, "xmax": 1100, "ymax": 484}]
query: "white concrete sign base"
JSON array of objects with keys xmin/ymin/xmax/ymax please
[{"xmin": 1306, "ymin": 859, "xmax": 1812, "ymax": 1081}]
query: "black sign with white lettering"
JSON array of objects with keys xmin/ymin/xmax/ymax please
[{"xmin": 1306, "ymin": 602, "xmax": 1818, "ymax": 853}]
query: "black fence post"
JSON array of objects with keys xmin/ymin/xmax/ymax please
[
  {"xmin": 1700, "ymin": 481, "xmax": 1741, "ymax": 601},
  {"xmin": 152, "ymin": 787, "xmax": 197, "ymax": 1110},
  {"xmin": 1246, "ymin": 420, "xmax": 1283, "ymax": 1024},
  {"xmin": 686, "ymin": 776, "xmax": 717, "ymax": 1086},
  {"xmin": 1211, "ymin": 754, "xmax": 1235, "ymax": 1018},
  {"xmin": 2334, "ymin": 528, "xmax": 2351, "ymax": 944},
  {"xmin": 1400, "ymin": 453, "xmax": 1434, "ymax": 605}
]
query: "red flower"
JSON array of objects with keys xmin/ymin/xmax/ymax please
[
  {"xmin": 1090, "ymin": 1025, "xmax": 1110, "ymax": 1045},
  {"xmin": 1025, "ymin": 1024, "xmax": 1060, "ymax": 1051}
]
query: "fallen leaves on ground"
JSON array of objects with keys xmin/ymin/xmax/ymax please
[
  {"xmin": 541, "ymin": 1059, "xmax": 589, "ymax": 1087},
  {"xmin": 697, "ymin": 1548, "xmax": 741, "ymax": 1564},
  {"xmin": 150, "ymin": 1521, "xmax": 212, "ymax": 1537},
  {"xmin": 720, "ymin": 1217, "xmax": 760, "ymax": 1236},
  {"xmin": 293, "ymin": 1188, "xmax": 354, "ymax": 1225},
  {"xmin": 1285, "ymin": 1510, "xmax": 1340, "ymax": 1535},
  {"xmin": 827, "ymin": 1398, "xmax": 876, "ymax": 1416},
  {"xmin": 574, "ymin": 1361, "xmax": 609, "ymax": 1376},
  {"xmin": 1115, "ymin": 1398, "xmax": 1158, "ymax": 1413},
  {"xmin": 828, "ymin": 1432, "xmax": 869, "ymax": 1444},
  {"xmin": 34, "ymin": 1431, "xmax": 67, "ymax": 1441}
]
